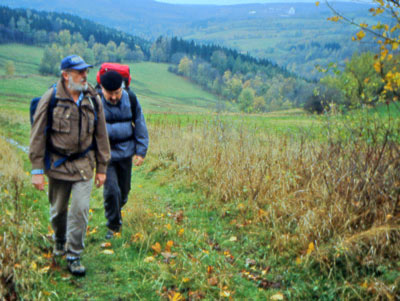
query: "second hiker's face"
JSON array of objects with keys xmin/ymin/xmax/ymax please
[{"xmin": 102, "ymin": 87, "xmax": 123, "ymax": 104}]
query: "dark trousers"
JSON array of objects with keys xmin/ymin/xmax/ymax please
[{"xmin": 103, "ymin": 157, "xmax": 132, "ymax": 231}]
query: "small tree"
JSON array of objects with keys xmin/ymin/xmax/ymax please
[
  {"xmin": 322, "ymin": 0, "xmax": 400, "ymax": 103},
  {"xmin": 5, "ymin": 61, "xmax": 15, "ymax": 77}
]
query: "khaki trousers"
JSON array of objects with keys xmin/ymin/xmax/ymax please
[{"xmin": 48, "ymin": 177, "xmax": 93, "ymax": 257}]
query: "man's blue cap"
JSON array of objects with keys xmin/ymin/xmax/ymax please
[{"xmin": 60, "ymin": 55, "xmax": 92, "ymax": 71}]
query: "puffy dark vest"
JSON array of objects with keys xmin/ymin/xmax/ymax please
[{"xmin": 102, "ymin": 90, "xmax": 135, "ymax": 161}]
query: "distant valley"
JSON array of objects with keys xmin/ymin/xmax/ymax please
[{"xmin": 2, "ymin": 0, "xmax": 376, "ymax": 78}]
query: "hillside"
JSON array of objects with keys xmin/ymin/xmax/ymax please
[
  {"xmin": 1, "ymin": 1, "xmax": 377, "ymax": 78},
  {"xmin": 0, "ymin": 44, "xmax": 223, "ymax": 113}
]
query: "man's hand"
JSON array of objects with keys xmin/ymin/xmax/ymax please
[
  {"xmin": 95, "ymin": 173, "xmax": 106, "ymax": 188},
  {"xmin": 32, "ymin": 174, "xmax": 45, "ymax": 191},
  {"xmin": 133, "ymin": 155, "xmax": 144, "ymax": 166}
]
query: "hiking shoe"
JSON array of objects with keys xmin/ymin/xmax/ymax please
[
  {"xmin": 53, "ymin": 242, "xmax": 66, "ymax": 256},
  {"xmin": 67, "ymin": 258, "xmax": 86, "ymax": 277},
  {"xmin": 105, "ymin": 229, "xmax": 116, "ymax": 239}
]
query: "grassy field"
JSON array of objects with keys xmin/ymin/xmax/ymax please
[
  {"xmin": 0, "ymin": 44, "xmax": 225, "ymax": 114},
  {"xmin": 1, "ymin": 43, "xmax": 400, "ymax": 299}
]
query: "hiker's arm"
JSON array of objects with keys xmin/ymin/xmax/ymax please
[
  {"xmin": 132, "ymin": 97, "xmax": 149, "ymax": 159},
  {"xmin": 94, "ymin": 96, "xmax": 111, "ymax": 174}
]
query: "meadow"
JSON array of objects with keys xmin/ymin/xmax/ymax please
[{"xmin": 1, "ymin": 43, "xmax": 399, "ymax": 300}]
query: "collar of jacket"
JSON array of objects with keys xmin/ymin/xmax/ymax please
[{"xmin": 55, "ymin": 79, "xmax": 97, "ymax": 102}]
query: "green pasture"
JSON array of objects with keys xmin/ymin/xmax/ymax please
[{"xmin": 0, "ymin": 44, "xmax": 223, "ymax": 114}]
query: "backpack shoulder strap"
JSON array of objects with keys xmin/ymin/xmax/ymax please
[
  {"xmin": 126, "ymin": 88, "xmax": 137, "ymax": 123},
  {"xmin": 46, "ymin": 84, "xmax": 57, "ymax": 132}
]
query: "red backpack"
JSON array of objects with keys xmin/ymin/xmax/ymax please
[{"xmin": 96, "ymin": 63, "xmax": 132, "ymax": 87}]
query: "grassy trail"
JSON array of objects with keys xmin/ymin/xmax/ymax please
[{"xmin": 36, "ymin": 157, "xmax": 278, "ymax": 299}]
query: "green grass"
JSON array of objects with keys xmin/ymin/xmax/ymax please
[
  {"xmin": 0, "ymin": 43, "xmax": 224, "ymax": 114},
  {"xmin": 1, "ymin": 42, "xmax": 399, "ymax": 299},
  {"xmin": 0, "ymin": 44, "xmax": 43, "ymax": 75}
]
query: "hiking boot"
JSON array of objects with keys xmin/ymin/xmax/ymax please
[
  {"xmin": 105, "ymin": 229, "xmax": 116, "ymax": 239},
  {"xmin": 53, "ymin": 242, "xmax": 66, "ymax": 256},
  {"xmin": 67, "ymin": 258, "xmax": 86, "ymax": 277}
]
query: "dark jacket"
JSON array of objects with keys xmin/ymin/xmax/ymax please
[
  {"xmin": 102, "ymin": 89, "xmax": 148, "ymax": 161},
  {"xmin": 29, "ymin": 80, "xmax": 111, "ymax": 181}
]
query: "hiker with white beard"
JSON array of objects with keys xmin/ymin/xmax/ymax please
[{"xmin": 29, "ymin": 55, "xmax": 111, "ymax": 276}]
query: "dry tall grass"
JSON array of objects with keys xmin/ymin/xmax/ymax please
[
  {"xmin": 148, "ymin": 112, "xmax": 400, "ymax": 296},
  {"xmin": 0, "ymin": 137, "xmax": 46, "ymax": 300}
]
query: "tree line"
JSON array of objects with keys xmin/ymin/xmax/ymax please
[
  {"xmin": 150, "ymin": 36, "xmax": 314, "ymax": 112},
  {"xmin": 1, "ymin": 5, "xmax": 319, "ymax": 113}
]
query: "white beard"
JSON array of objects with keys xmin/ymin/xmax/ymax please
[{"xmin": 68, "ymin": 75, "xmax": 88, "ymax": 92}]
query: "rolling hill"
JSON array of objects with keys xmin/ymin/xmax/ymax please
[
  {"xmin": 2, "ymin": 1, "xmax": 377, "ymax": 78},
  {"xmin": 0, "ymin": 44, "xmax": 224, "ymax": 114}
]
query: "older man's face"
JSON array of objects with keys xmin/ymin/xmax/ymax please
[{"xmin": 66, "ymin": 69, "xmax": 89, "ymax": 92}]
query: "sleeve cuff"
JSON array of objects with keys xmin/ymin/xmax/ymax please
[
  {"xmin": 31, "ymin": 169, "xmax": 44, "ymax": 175},
  {"xmin": 96, "ymin": 163, "xmax": 108, "ymax": 174}
]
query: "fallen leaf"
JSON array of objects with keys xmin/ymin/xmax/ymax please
[
  {"xmin": 208, "ymin": 277, "xmax": 218, "ymax": 286},
  {"xmin": 166, "ymin": 240, "xmax": 174, "ymax": 252},
  {"xmin": 174, "ymin": 210, "xmax": 184, "ymax": 223},
  {"xmin": 144, "ymin": 256, "xmax": 155, "ymax": 263},
  {"xmin": 43, "ymin": 251, "xmax": 52, "ymax": 259},
  {"xmin": 259, "ymin": 280, "xmax": 281, "ymax": 289},
  {"xmin": 30, "ymin": 262, "xmax": 37, "ymax": 270},
  {"xmin": 207, "ymin": 265, "xmax": 214, "ymax": 274},
  {"xmin": 168, "ymin": 291, "xmax": 184, "ymax": 301},
  {"xmin": 14, "ymin": 264, "xmax": 21, "ymax": 268},
  {"xmin": 152, "ymin": 242, "xmax": 162, "ymax": 254},
  {"xmin": 87, "ymin": 227, "xmax": 97, "ymax": 235},
  {"xmin": 296, "ymin": 257, "xmax": 302, "ymax": 265},
  {"xmin": 182, "ymin": 277, "xmax": 190, "ymax": 283},
  {"xmin": 361, "ymin": 280, "xmax": 368, "ymax": 289},
  {"xmin": 132, "ymin": 232, "xmax": 144, "ymax": 242},
  {"xmin": 220, "ymin": 290, "xmax": 231, "ymax": 298},
  {"xmin": 229, "ymin": 236, "xmax": 237, "ymax": 242},
  {"xmin": 101, "ymin": 242, "xmax": 112, "ymax": 248},
  {"xmin": 188, "ymin": 291, "xmax": 205, "ymax": 300},
  {"xmin": 270, "ymin": 292, "xmax": 284, "ymax": 300},
  {"xmin": 165, "ymin": 223, "xmax": 172, "ymax": 230},
  {"xmin": 178, "ymin": 228, "xmax": 185, "ymax": 236},
  {"xmin": 39, "ymin": 266, "xmax": 51, "ymax": 273},
  {"xmin": 161, "ymin": 252, "xmax": 177, "ymax": 261},
  {"xmin": 101, "ymin": 250, "xmax": 114, "ymax": 255},
  {"xmin": 306, "ymin": 242, "xmax": 315, "ymax": 255}
]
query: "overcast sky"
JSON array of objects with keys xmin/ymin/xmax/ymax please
[{"xmin": 155, "ymin": 0, "xmax": 370, "ymax": 4}]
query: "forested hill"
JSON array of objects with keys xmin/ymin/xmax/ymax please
[
  {"xmin": 0, "ymin": 5, "xmax": 313, "ymax": 112},
  {"xmin": 0, "ymin": 6, "xmax": 151, "ymax": 55},
  {"xmin": 1, "ymin": 0, "xmax": 375, "ymax": 79}
]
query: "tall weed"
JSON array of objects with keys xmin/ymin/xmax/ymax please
[
  {"xmin": 0, "ymin": 137, "xmax": 46, "ymax": 299},
  {"xmin": 148, "ymin": 108, "xmax": 400, "ymax": 297}
]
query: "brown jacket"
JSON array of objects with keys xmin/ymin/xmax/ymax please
[{"xmin": 29, "ymin": 80, "xmax": 111, "ymax": 181}]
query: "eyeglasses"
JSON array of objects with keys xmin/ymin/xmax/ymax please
[{"xmin": 69, "ymin": 69, "xmax": 89, "ymax": 75}]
